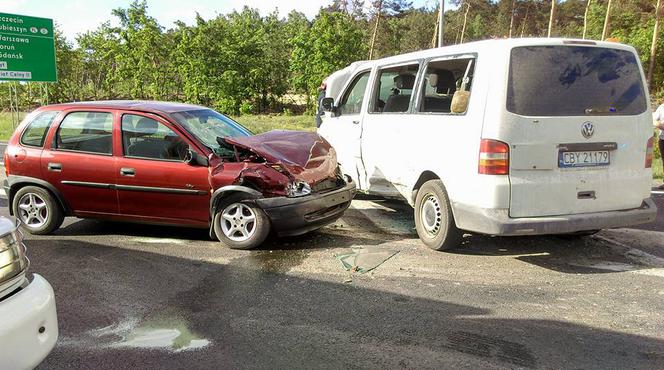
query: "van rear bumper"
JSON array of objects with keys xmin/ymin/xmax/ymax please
[{"xmin": 453, "ymin": 198, "xmax": 657, "ymax": 236}]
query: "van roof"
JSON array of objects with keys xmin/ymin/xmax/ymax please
[{"xmin": 344, "ymin": 38, "xmax": 636, "ymax": 72}]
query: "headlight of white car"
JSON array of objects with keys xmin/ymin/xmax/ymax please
[{"xmin": 0, "ymin": 227, "xmax": 28, "ymax": 285}]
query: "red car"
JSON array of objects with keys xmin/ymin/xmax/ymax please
[{"xmin": 3, "ymin": 101, "xmax": 355, "ymax": 249}]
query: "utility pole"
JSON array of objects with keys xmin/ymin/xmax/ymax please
[
  {"xmin": 438, "ymin": 0, "xmax": 445, "ymax": 47},
  {"xmin": 648, "ymin": 0, "xmax": 662, "ymax": 88}
]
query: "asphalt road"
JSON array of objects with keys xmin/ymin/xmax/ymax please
[{"xmin": 1, "ymin": 185, "xmax": 663, "ymax": 369}]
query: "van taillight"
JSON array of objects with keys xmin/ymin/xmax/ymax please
[
  {"xmin": 479, "ymin": 139, "xmax": 509, "ymax": 175},
  {"xmin": 646, "ymin": 137, "xmax": 654, "ymax": 168},
  {"xmin": 3, "ymin": 152, "xmax": 8, "ymax": 177}
]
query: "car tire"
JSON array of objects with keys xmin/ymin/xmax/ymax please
[
  {"xmin": 12, "ymin": 186, "xmax": 64, "ymax": 235},
  {"xmin": 213, "ymin": 193, "xmax": 270, "ymax": 250},
  {"xmin": 414, "ymin": 180, "xmax": 463, "ymax": 251}
]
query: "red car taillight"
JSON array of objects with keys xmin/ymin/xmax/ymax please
[
  {"xmin": 646, "ymin": 136, "xmax": 654, "ymax": 168},
  {"xmin": 479, "ymin": 139, "xmax": 509, "ymax": 175}
]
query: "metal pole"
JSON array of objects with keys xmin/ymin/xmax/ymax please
[{"xmin": 438, "ymin": 0, "xmax": 445, "ymax": 47}]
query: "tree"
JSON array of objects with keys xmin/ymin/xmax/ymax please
[
  {"xmin": 369, "ymin": 0, "xmax": 383, "ymax": 59},
  {"xmin": 602, "ymin": 0, "xmax": 613, "ymax": 40},
  {"xmin": 548, "ymin": 0, "xmax": 557, "ymax": 37},
  {"xmin": 290, "ymin": 12, "xmax": 366, "ymax": 107},
  {"xmin": 583, "ymin": 0, "xmax": 592, "ymax": 39},
  {"xmin": 648, "ymin": 0, "xmax": 663, "ymax": 87}
]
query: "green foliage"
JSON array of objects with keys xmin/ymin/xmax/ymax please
[
  {"xmin": 1, "ymin": 0, "xmax": 663, "ymax": 116},
  {"xmin": 290, "ymin": 12, "xmax": 367, "ymax": 106}
]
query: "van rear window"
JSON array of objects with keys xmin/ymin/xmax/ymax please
[{"xmin": 507, "ymin": 46, "xmax": 647, "ymax": 116}]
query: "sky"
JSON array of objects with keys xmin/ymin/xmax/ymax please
[{"xmin": 2, "ymin": 0, "xmax": 447, "ymax": 41}]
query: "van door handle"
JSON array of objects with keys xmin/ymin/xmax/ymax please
[
  {"xmin": 120, "ymin": 168, "xmax": 135, "ymax": 177},
  {"xmin": 47, "ymin": 163, "xmax": 62, "ymax": 172},
  {"xmin": 352, "ymin": 120, "xmax": 360, "ymax": 125}
]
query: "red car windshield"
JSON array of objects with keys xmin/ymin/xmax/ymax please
[{"xmin": 170, "ymin": 109, "xmax": 251, "ymax": 155}]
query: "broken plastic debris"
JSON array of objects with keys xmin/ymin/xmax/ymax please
[{"xmin": 335, "ymin": 247, "xmax": 399, "ymax": 274}]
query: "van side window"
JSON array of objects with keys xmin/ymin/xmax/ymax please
[
  {"xmin": 20, "ymin": 111, "xmax": 59, "ymax": 148},
  {"xmin": 56, "ymin": 112, "xmax": 113, "ymax": 154},
  {"xmin": 419, "ymin": 58, "xmax": 475, "ymax": 114},
  {"xmin": 371, "ymin": 64, "xmax": 419, "ymax": 113},
  {"xmin": 338, "ymin": 71, "xmax": 370, "ymax": 116}
]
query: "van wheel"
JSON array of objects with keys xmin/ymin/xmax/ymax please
[
  {"xmin": 213, "ymin": 193, "xmax": 270, "ymax": 250},
  {"xmin": 12, "ymin": 186, "xmax": 64, "ymax": 235},
  {"xmin": 414, "ymin": 180, "xmax": 463, "ymax": 251}
]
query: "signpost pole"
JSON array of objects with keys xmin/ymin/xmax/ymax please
[{"xmin": 8, "ymin": 82, "xmax": 19, "ymax": 128}]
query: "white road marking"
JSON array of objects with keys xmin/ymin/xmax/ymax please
[
  {"xmin": 651, "ymin": 190, "xmax": 664, "ymax": 195},
  {"xmin": 130, "ymin": 237, "xmax": 187, "ymax": 244}
]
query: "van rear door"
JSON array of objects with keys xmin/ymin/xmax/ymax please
[{"xmin": 505, "ymin": 45, "xmax": 651, "ymax": 218}]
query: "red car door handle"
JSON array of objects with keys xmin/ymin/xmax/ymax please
[
  {"xmin": 47, "ymin": 163, "xmax": 62, "ymax": 172},
  {"xmin": 120, "ymin": 168, "xmax": 135, "ymax": 177}
]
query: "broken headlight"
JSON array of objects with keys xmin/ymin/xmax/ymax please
[{"xmin": 286, "ymin": 181, "xmax": 312, "ymax": 197}]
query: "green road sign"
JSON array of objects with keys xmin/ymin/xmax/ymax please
[{"xmin": 0, "ymin": 12, "xmax": 56, "ymax": 82}]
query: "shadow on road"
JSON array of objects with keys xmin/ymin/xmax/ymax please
[
  {"xmin": 450, "ymin": 233, "xmax": 656, "ymax": 274},
  {"xmin": 30, "ymin": 238, "xmax": 664, "ymax": 369}
]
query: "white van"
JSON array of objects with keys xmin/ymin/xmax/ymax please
[{"xmin": 318, "ymin": 38, "xmax": 657, "ymax": 251}]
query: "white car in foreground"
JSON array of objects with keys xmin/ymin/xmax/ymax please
[{"xmin": 0, "ymin": 217, "xmax": 58, "ymax": 369}]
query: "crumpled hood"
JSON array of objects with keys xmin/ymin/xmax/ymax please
[{"xmin": 224, "ymin": 130, "xmax": 338, "ymax": 185}]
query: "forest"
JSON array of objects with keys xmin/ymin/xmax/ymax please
[{"xmin": 1, "ymin": 0, "xmax": 663, "ymax": 115}]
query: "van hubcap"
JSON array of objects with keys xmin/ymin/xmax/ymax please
[
  {"xmin": 421, "ymin": 194, "xmax": 442, "ymax": 236},
  {"xmin": 17, "ymin": 193, "xmax": 49, "ymax": 228},
  {"xmin": 220, "ymin": 203, "xmax": 257, "ymax": 242}
]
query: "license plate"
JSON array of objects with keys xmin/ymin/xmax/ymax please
[{"xmin": 559, "ymin": 150, "xmax": 610, "ymax": 168}]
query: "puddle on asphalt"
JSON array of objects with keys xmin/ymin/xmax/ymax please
[
  {"xmin": 233, "ymin": 249, "xmax": 311, "ymax": 273},
  {"xmin": 90, "ymin": 311, "xmax": 210, "ymax": 352}
]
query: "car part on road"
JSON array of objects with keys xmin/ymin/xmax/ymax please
[
  {"xmin": 414, "ymin": 180, "xmax": 463, "ymax": 251},
  {"xmin": 336, "ymin": 247, "xmax": 399, "ymax": 274},
  {"xmin": 213, "ymin": 193, "xmax": 270, "ymax": 249},
  {"xmin": 12, "ymin": 186, "xmax": 64, "ymax": 235}
]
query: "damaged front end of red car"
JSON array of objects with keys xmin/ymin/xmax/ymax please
[
  {"xmin": 209, "ymin": 130, "xmax": 355, "ymax": 239},
  {"xmin": 212, "ymin": 130, "xmax": 348, "ymax": 198}
]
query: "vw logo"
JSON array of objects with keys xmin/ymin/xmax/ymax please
[{"xmin": 581, "ymin": 121, "xmax": 594, "ymax": 139}]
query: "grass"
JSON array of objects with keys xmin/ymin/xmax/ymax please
[
  {"xmin": 0, "ymin": 112, "xmax": 27, "ymax": 140},
  {"xmin": 653, "ymin": 158, "xmax": 663, "ymax": 181},
  {"xmin": 1, "ymin": 111, "xmax": 662, "ymax": 180},
  {"xmin": 232, "ymin": 114, "xmax": 316, "ymax": 134}
]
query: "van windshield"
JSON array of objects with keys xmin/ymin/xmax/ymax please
[{"xmin": 507, "ymin": 46, "xmax": 647, "ymax": 116}]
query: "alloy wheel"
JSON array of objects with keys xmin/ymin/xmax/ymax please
[
  {"xmin": 17, "ymin": 193, "xmax": 49, "ymax": 228},
  {"xmin": 220, "ymin": 202, "xmax": 257, "ymax": 242}
]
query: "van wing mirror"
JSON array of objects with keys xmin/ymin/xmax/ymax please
[
  {"xmin": 184, "ymin": 147, "xmax": 209, "ymax": 167},
  {"xmin": 321, "ymin": 97, "xmax": 335, "ymax": 112},
  {"xmin": 450, "ymin": 90, "xmax": 470, "ymax": 114}
]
